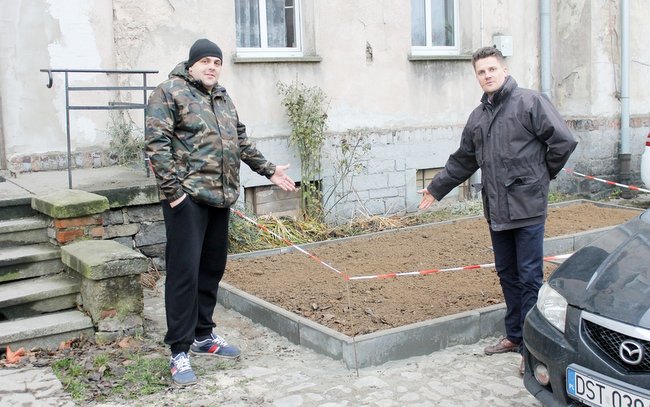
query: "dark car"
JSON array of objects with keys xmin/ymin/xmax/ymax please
[{"xmin": 523, "ymin": 209, "xmax": 650, "ymax": 407}]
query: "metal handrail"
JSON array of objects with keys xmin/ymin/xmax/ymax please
[{"xmin": 40, "ymin": 68, "xmax": 158, "ymax": 188}]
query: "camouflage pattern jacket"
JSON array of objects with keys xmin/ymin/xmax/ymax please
[{"xmin": 145, "ymin": 62, "xmax": 276, "ymax": 207}]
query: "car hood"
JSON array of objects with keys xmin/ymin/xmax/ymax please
[{"xmin": 548, "ymin": 210, "xmax": 650, "ymax": 328}]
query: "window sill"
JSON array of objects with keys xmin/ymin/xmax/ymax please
[
  {"xmin": 408, "ymin": 54, "xmax": 472, "ymax": 62},
  {"xmin": 233, "ymin": 55, "xmax": 323, "ymax": 64}
]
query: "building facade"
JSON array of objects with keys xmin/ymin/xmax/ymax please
[{"xmin": 1, "ymin": 0, "xmax": 649, "ymax": 221}]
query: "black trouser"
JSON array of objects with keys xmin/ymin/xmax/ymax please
[
  {"xmin": 161, "ymin": 197, "xmax": 229, "ymax": 355},
  {"xmin": 489, "ymin": 222, "xmax": 545, "ymax": 352}
]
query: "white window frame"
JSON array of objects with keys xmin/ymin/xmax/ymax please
[
  {"xmin": 236, "ymin": 0, "xmax": 304, "ymax": 58},
  {"xmin": 411, "ymin": 0, "xmax": 460, "ymax": 57}
]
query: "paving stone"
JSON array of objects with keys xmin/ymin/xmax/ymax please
[{"xmin": 0, "ymin": 282, "xmax": 542, "ymax": 407}]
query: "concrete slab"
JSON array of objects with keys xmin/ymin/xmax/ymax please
[
  {"xmin": 61, "ymin": 239, "xmax": 147, "ymax": 280},
  {"xmin": 0, "ymin": 244, "xmax": 63, "ymax": 283},
  {"xmin": 0, "ymin": 167, "xmax": 158, "ymax": 210},
  {"xmin": 0, "ymin": 167, "xmax": 155, "ymax": 199},
  {"xmin": 0, "ymin": 309, "xmax": 94, "ymax": 350},
  {"xmin": 0, "ymin": 244, "xmax": 61, "ymax": 267},
  {"xmin": 0, "ymin": 273, "xmax": 79, "ymax": 308},
  {"xmin": 0, "ymin": 216, "xmax": 49, "ymax": 247},
  {"xmin": 31, "ymin": 189, "xmax": 109, "ymax": 219}
]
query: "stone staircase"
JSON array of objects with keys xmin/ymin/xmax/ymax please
[{"xmin": 0, "ymin": 198, "xmax": 94, "ymax": 351}]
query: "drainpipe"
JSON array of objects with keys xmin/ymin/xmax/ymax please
[
  {"xmin": 540, "ymin": 0, "xmax": 551, "ymax": 98},
  {"xmin": 469, "ymin": 0, "xmax": 485, "ymax": 199},
  {"xmin": 0, "ymin": 91, "xmax": 5, "ymax": 171},
  {"xmin": 619, "ymin": 0, "xmax": 631, "ymax": 196},
  {"xmin": 481, "ymin": 0, "xmax": 484, "ymax": 48}
]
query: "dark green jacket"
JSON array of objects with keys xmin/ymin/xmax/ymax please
[{"xmin": 145, "ymin": 62, "xmax": 275, "ymax": 207}]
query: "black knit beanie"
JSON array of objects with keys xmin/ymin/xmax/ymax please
[{"xmin": 186, "ymin": 39, "xmax": 223, "ymax": 68}]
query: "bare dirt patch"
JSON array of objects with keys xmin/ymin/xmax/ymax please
[{"xmin": 224, "ymin": 202, "xmax": 641, "ymax": 336}]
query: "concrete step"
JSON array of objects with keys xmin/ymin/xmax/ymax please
[
  {"xmin": 0, "ymin": 309, "xmax": 94, "ymax": 351},
  {"xmin": 0, "ymin": 244, "xmax": 63, "ymax": 283},
  {"xmin": 0, "ymin": 216, "xmax": 49, "ymax": 247},
  {"xmin": 0, "ymin": 197, "xmax": 33, "ymax": 221},
  {"xmin": 0, "ymin": 273, "xmax": 80, "ymax": 319}
]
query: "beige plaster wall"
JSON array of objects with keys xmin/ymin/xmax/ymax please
[
  {"xmin": 1, "ymin": 0, "xmax": 117, "ymax": 159},
  {"xmin": 1, "ymin": 0, "xmax": 650, "ymax": 173}
]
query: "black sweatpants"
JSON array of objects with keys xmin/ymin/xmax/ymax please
[{"xmin": 161, "ymin": 197, "xmax": 230, "ymax": 355}]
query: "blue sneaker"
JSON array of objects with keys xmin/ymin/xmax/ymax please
[
  {"xmin": 170, "ymin": 352, "xmax": 197, "ymax": 386},
  {"xmin": 190, "ymin": 333, "xmax": 241, "ymax": 359}
]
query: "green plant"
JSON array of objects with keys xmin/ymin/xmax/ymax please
[
  {"xmin": 548, "ymin": 191, "xmax": 579, "ymax": 204},
  {"xmin": 51, "ymin": 350, "xmax": 170, "ymax": 402},
  {"xmin": 107, "ymin": 110, "xmax": 145, "ymax": 167},
  {"xmin": 277, "ymin": 79, "xmax": 329, "ymax": 221},
  {"xmin": 52, "ymin": 358, "xmax": 88, "ymax": 400},
  {"xmin": 93, "ymin": 353, "xmax": 109, "ymax": 368},
  {"xmin": 119, "ymin": 354, "xmax": 169, "ymax": 397},
  {"xmin": 323, "ymin": 128, "xmax": 372, "ymax": 217}
]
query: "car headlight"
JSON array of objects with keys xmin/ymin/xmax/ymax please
[{"xmin": 536, "ymin": 282, "xmax": 568, "ymax": 333}]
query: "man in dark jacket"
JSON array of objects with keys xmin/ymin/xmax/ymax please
[
  {"xmin": 418, "ymin": 46, "xmax": 577, "ymax": 375},
  {"xmin": 146, "ymin": 38, "xmax": 296, "ymax": 386}
]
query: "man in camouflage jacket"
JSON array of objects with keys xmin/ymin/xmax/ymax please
[{"xmin": 146, "ymin": 38, "xmax": 296, "ymax": 386}]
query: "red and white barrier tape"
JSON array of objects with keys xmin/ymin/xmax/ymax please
[
  {"xmin": 563, "ymin": 168, "xmax": 650, "ymax": 194},
  {"xmin": 230, "ymin": 208, "xmax": 347, "ymax": 277},
  {"xmin": 345, "ymin": 253, "xmax": 573, "ymax": 281},
  {"xmin": 231, "ymin": 208, "xmax": 574, "ymax": 282}
]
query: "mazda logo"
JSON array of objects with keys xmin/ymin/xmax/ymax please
[{"xmin": 619, "ymin": 340, "xmax": 644, "ymax": 365}]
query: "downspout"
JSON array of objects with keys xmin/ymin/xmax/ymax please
[
  {"xmin": 540, "ymin": 0, "xmax": 551, "ymax": 97},
  {"xmin": 0, "ymin": 89, "xmax": 5, "ymax": 170},
  {"xmin": 481, "ymin": 0, "xmax": 485, "ymax": 48},
  {"xmin": 470, "ymin": 0, "xmax": 485, "ymax": 198},
  {"xmin": 619, "ymin": 0, "xmax": 631, "ymax": 194}
]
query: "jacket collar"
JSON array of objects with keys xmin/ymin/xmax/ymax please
[
  {"xmin": 168, "ymin": 61, "xmax": 226, "ymax": 97},
  {"xmin": 481, "ymin": 76, "xmax": 517, "ymax": 107}
]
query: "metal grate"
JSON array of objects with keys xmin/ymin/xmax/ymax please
[{"xmin": 583, "ymin": 319, "xmax": 650, "ymax": 372}]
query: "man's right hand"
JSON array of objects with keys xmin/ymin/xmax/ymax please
[
  {"xmin": 170, "ymin": 193, "xmax": 187, "ymax": 208},
  {"xmin": 417, "ymin": 189, "xmax": 437, "ymax": 209}
]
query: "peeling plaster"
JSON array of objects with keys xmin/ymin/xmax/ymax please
[{"xmin": 46, "ymin": 0, "xmax": 102, "ymax": 68}]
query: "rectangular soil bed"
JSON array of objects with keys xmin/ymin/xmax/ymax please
[{"xmin": 219, "ymin": 200, "xmax": 641, "ymax": 368}]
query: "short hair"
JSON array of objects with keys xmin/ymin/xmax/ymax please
[{"xmin": 471, "ymin": 46, "xmax": 505, "ymax": 68}]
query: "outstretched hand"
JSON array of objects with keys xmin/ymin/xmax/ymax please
[
  {"xmin": 270, "ymin": 164, "xmax": 297, "ymax": 192},
  {"xmin": 417, "ymin": 188, "xmax": 437, "ymax": 209}
]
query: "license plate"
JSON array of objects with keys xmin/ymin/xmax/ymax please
[{"xmin": 567, "ymin": 364, "xmax": 650, "ymax": 407}]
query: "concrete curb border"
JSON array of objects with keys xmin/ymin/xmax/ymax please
[{"xmin": 218, "ymin": 200, "xmax": 642, "ymax": 369}]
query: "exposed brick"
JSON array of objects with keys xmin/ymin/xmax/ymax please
[
  {"xmin": 56, "ymin": 228, "xmax": 84, "ymax": 244},
  {"xmin": 54, "ymin": 215, "xmax": 103, "ymax": 228},
  {"xmin": 91, "ymin": 226, "xmax": 105, "ymax": 238}
]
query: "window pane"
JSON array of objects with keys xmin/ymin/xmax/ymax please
[
  {"xmin": 285, "ymin": 0, "xmax": 296, "ymax": 47},
  {"xmin": 411, "ymin": 0, "xmax": 426, "ymax": 46},
  {"xmin": 267, "ymin": 0, "xmax": 296, "ymax": 47},
  {"xmin": 430, "ymin": 0, "xmax": 454, "ymax": 46},
  {"xmin": 236, "ymin": 0, "xmax": 261, "ymax": 47}
]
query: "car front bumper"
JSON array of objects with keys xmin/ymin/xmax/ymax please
[
  {"xmin": 524, "ymin": 305, "xmax": 650, "ymax": 407},
  {"xmin": 523, "ymin": 306, "xmax": 578, "ymax": 407}
]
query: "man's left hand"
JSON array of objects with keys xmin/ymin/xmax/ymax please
[
  {"xmin": 270, "ymin": 164, "xmax": 297, "ymax": 192},
  {"xmin": 418, "ymin": 188, "xmax": 437, "ymax": 209}
]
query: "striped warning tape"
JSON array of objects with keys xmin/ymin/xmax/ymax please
[
  {"xmin": 344, "ymin": 253, "xmax": 574, "ymax": 281},
  {"xmin": 563, "ymin": 168, "xmax": 650, "ymax": 194},
  {"xmin": 231, "ymin": 208, "xmax": 575, "ymax": 282}
]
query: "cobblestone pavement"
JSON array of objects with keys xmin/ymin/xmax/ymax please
[{"xmin": 1, "ymin": 284, "xmax": 542, "ymax": 407}]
